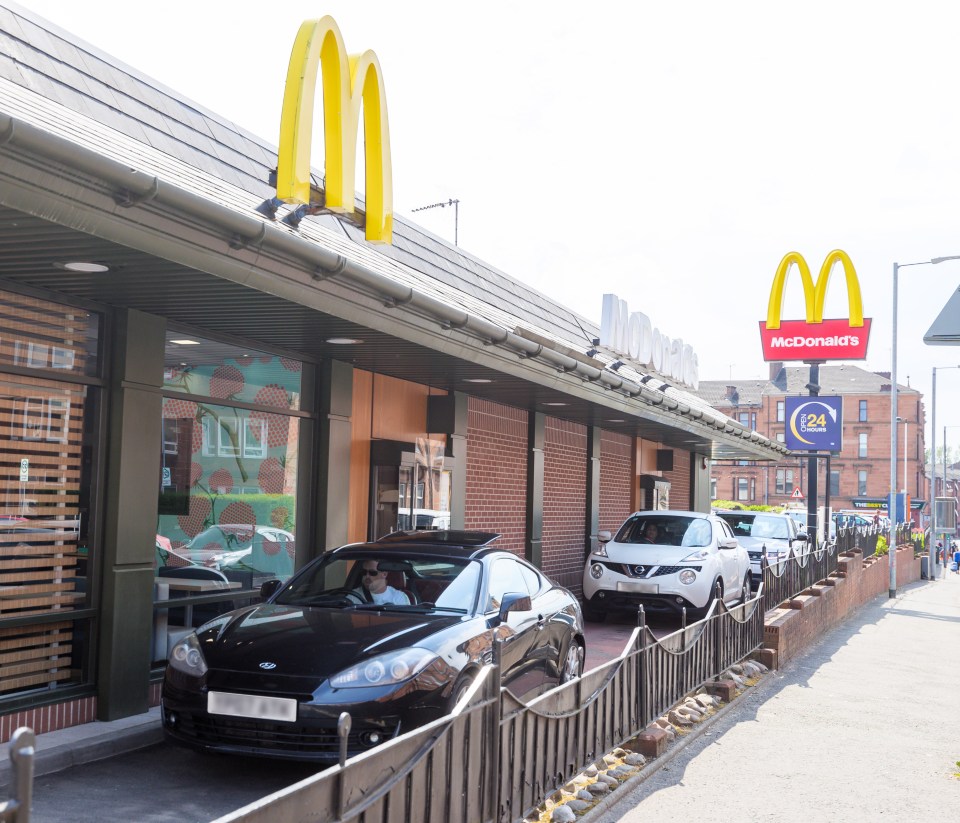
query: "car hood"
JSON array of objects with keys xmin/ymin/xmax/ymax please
[
  {"xmin": 604, "ymin": 542, "xmax": 706, "ymax": 565},
  {"xmin": 197, "ymin": 603, "xmax": 462, "ymax": 678},
  {"xmin": 735, "ymin": 535, "xmax": 790, "ymax": 550}
]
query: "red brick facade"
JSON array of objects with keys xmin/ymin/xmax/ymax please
[
  {"xmin": 600, "ymin": 430, "xmax": 634, "ymax": 532},
  {"xmin": 465, "ymin": 397, "xmax": 528, "ymax": 556},
  {"xmin": 663, "ymin": 448, "xmax": 692, "ymax": 510},
  {"xmin": 543, "ymin": 418, "xmax": 588, "ymax": 594}
]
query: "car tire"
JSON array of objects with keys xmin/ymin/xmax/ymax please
[
  {"xmin": 560, "ymin": 640, "xmax": 585, "ymax": 684},
  {"xmin": 448, "ymin": 672, "xmax": 475, "ymax": 712},
  {"xmin": 582, "ymin": 602, "xmax": 606, "ymax": 623},
  {"xmin": 739, "ymin": 573, "xmax": 751, "ymax": 605}
]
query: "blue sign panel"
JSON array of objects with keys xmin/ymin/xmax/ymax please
[{"xmin": 785, "ymin": 396, "xmax": 843, "ymax": 451}]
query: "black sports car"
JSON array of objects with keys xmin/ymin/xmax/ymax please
[{"xmin": 161, "ymin": 531, "xmax": 585, "ymax": 762}]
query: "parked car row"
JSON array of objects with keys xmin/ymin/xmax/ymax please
[{"xmin": 160, "ymin": 507, "xmax": 794, "ymax": 765}]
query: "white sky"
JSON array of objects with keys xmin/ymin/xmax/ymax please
[{"xmin": 13, "ymin": 0, "xmax": 960, "ymax": 461}]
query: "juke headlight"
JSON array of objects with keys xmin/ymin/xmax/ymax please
[{"xmin": 330, "ymin": 648, "xmax": 437, "ymax": 689}]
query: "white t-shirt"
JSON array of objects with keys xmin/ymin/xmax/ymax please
[{"xmin": 352, "ymin": 585, "xmax": 410, "ymax": 605}]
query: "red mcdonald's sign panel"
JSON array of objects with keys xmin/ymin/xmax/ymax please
[{"xmin": 758, "ymin": 250, "xmax": 871, "ymax": 362}]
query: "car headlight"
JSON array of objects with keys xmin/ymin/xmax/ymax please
[
  {"xmin": 329, "ymin": 648, "xmax": 437, "ymax": 689},
  {"xmin": 678, "ymin": 569, "xmax": 697, "ymax": 585},
  {"xmin": 593, "ymin": 542, "xmax": 609, "ymax": 558},
  {"xmin": 680, "ymin": 549, "xmax": 709, "ymax": 562},
  {"xmin": 168, "ymin": 633, "xmax": 207, "ymax": 677}
]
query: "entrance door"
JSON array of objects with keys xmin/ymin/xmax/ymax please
[{"xmin": 369, "ymin": 440, "xmax": 453, "ymax": 540}]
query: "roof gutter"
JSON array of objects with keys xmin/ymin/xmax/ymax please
[{"xmin": 0, "ymin": 112, "xmax": 787, "ymax": 456}]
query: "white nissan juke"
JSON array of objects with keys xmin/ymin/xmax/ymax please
[{"xmin": 582, "ymin": 510, "xmax": 752, "ymax": 622}]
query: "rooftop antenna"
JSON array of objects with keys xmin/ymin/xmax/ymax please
[{"xmin": 412, "ymin": 198, "xmax": 460, "ymax": 246}]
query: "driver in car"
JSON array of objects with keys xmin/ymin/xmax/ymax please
[{"xmin": 351, "ymin": 560, "xmax": 411, "ymax": 605}]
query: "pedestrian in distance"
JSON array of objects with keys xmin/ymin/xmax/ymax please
[{"xmin": 951, "ymin": 543, "xmax": 960, "ymax": 574}]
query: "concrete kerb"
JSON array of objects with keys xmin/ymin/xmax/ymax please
[{"xmin": 0, "ymin": 706, "xmax": 162, "ymax": 791}]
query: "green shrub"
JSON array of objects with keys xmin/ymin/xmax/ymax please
[{"xmin": 875, "ymin": 535, "xmax": 888, "ymax": 556}]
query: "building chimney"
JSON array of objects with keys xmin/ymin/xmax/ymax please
[
  {"xmin": 725, "ymin": 385, "xmax": 738, "ymax": 402},
  {"xmin": 769, "ymin": 361, "xmax": 784, "ymax": 381}
]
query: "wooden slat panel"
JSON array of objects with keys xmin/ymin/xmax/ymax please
[
  {"xmin": 0, "ymin": 556, "xmax": 78, "ymax": 570},
  {"xmin": 0, "ymin": 669, "xmax": 73, "ymax": 693},
  {"xmin": 0, "ymin": 646, "xmax": 73, "ymax": 668}
]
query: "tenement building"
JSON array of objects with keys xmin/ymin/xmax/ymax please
[{"xmin": 696, "ymin": 363, "xmax": 925, "ymax": 518}]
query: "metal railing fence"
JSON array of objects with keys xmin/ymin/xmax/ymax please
[
  {"xmin": 215, "ymin": 593, "xmax": 765, "ymax": 823},
  {"xmin": 761, "ymin": 539, "xmax": 839, "ymax": 609},
  {"xmin": 0, "ymin": 728, "xmax": 34, "ymax": 823}
]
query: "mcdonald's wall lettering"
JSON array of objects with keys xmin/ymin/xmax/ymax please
[
  {"xmin": 758, "ymin": 250, "xmax": 871, "ymax": 361},
  {"xmin": 276, "ymin": 16, "xmax": 393, "ymax": 243}
]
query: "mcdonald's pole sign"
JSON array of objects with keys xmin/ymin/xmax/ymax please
[
  {"xmin": 758, "ymin": 250, "xmax": 871, "ymax": 361},
  {"xmin": 276, "ymin": 16, "xmax": 393, "ymax": 243}
]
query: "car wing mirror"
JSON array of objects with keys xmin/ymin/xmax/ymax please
[
  {"xmin": 259, "ymin": 579, "xmax": 283, "ymax": 600},
  {"xmin": 795, "ymin": 531, "xmax": 809, "ymax": 542},
  {"xmin": 494, "ymin": 591, "xmax": 532, "ymax": 625},
  {"xmin": 718, "ymin": 537, "xmax": 739, "ymax": 550},
  {"xmin": 597, "ymin": 530, "xmax": 612, "ymax": 544}
]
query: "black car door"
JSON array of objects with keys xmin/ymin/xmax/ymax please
[{"xmin": 485, "ymin": 557, "xmax": 544, "ymax": 698}]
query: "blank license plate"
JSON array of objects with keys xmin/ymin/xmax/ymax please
[
  {"xmin": 208, "ymin": 691, "xmax": 297, "ymax": 722},
  {"xmin": 617, "ymin": 581, "xmax": 659, "ymax": 594}
]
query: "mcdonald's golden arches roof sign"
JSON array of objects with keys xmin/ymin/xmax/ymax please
[
  {"xmin": 276, "ymin": 16, "xmax": 393, "ymax": 243},
  {"xmin": 758, "ymin": 250, "xmax": 871, "ymax": 362}
]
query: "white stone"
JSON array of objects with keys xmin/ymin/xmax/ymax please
[
  {"xmin": 598, "ymin": 773, "xmax": 619, "ymax": 786},
  {"xmin": 577, "ymin": 790, "xmax": 594, "ymax": 802},
  {"xmin": 668, "ymin": 709, "xmax": 693, "ymax": 726},
  {"xmin": 551, "ymin": 804, "xmax": 577, "ymax": 823},
  {"xmin": 568, "ymin": 800, "xmax": 591, "ymax": 812},
  {"xmin": 602, "ymin": 753, "xmax": 619, "ymax": 767},
  {"xmin": 584, "ymin": 765, "xmax": 599, "ymax": 777},
  {"xmin": 612, "ymin": 747, "xmax": 629, "ymax": 757}
]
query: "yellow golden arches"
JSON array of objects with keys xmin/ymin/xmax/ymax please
[
  {"xmin": 765, "ymin": 249, "xmax": 864, "ymax": 330},
  {"xmin": 276, "ymin": 16, "xmax": 393, "ymax": 244}
]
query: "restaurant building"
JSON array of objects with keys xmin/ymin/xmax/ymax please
[{"xmin": 0, "ymin": 3, "xmax": 785, "ymax": 739}]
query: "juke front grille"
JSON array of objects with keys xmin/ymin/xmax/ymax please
[{"xmin": 607, "ymin": 563, "xmax": 703, "ymax": 578}]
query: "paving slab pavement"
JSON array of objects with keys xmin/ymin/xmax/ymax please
[{"xmin": 594, "ymin": 573, "xmax": 960, "ymax": 823}]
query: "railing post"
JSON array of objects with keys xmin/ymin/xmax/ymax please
[
  {"xmin": 489, "ymin": 636, "xmax": 503, "ymax": 823},
  {"xmin": 637, "ymin": 605, "xmax": 647, "ymax": 727},
  {"xmin": 5, "ymin": 727, "xmax": 35, "ymax": 823},
  {"xmin": 713, "ymin": 581, "xmax": 722, "ymax": 680},
  {"xmin": 336, "ymin": 712, "xmax": 351, "ymax": 818}
]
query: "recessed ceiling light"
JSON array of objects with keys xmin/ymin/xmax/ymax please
[
  {"xmin": 543, "ymin": 402, "xmax": 568, "ymax": 407},
  {"xmin": 607, "ymin": 418, "xmax": 626, "ymax": 423},
  {"xmin": 57, "ymin": 261, "xmax": 110, "ymax": 273},
  {"xmin": 463, "ymin": 378, "xmax": 493, "ymax": 383},
  {"xmin": 170, "ymin": 339, "xmax": 200, "ymax": 345},
  {"xmin": 325, "ymin": 337, "xmax": 363, "ymax": 345}
]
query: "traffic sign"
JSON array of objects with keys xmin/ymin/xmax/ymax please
[{"xmin": 791, "ymin": 487, "xmax": 804, "ymax": 499}]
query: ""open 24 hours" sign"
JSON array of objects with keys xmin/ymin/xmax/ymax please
[{"xmin": 785, "ymin": 396, "xmax": 843, "ymax": 451}]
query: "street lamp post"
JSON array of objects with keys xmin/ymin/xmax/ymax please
[
  {"xmin": 890, "ymin": 256, "xmax": 960, "ymax": 598},
  {"xmin": 930, "ymin": 366, "xmax": 960, "ymax": 577}
]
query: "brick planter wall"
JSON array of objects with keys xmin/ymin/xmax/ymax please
[{"xmin": 761, "ymin": 545, "xmax": 922, "ymax": 669}]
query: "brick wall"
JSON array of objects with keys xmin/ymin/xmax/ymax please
[
  {"xmin": 543, "ymin": 418, "xmax": 587, "ymax": 594},
  {"xmin": 0, "ymin": 695, "xmax": 97, "ymax": 744},
  {"xmin": 600, "ymin": 430, "xmax": 634, "ymax": 532},
  {"xmin": 663, "ymin": 449, "xmax": 691, "ymax": 510},
  {"xmin": 465, "ymin": 398, "xmax": 528, "ymax": 556}
]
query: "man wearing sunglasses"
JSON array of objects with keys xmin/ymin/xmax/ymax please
[{"xmin": 352, "ymin": 560, "xmax": 411, "ymax": 605}]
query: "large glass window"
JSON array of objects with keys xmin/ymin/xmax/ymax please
[
  {"xmin": 858, "ymin": 470, "xmax": 868, "ymax": 495},
  {"xmin": 859, "ymin": 433, "xmax": 868, "ymax": 458},
  {"xmin": 776, "ymin": 469, "xmax": 794, "ymax": 495},
  {"xmin": 859, "ymin": 400, "xmax": 868, "ymax": 422},
  {"xmin": 0, "ymin": 290, "xmax": 102, "ymax": 700},
  {"xmin": 155, "ymin": 332, "xmax": 305, "ymax": 659},
  {"xmin": 830, "ymin": 471, "xmax": 840, "ymax": 496}
]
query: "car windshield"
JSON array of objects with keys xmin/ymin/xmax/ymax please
[
  {"xmin": 276, "ymin": 554, "xmax": 479, "ymax": 614},
  {"xmin": 615, "ymin": 515, "xmax": 712, "ymax": 548}
]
